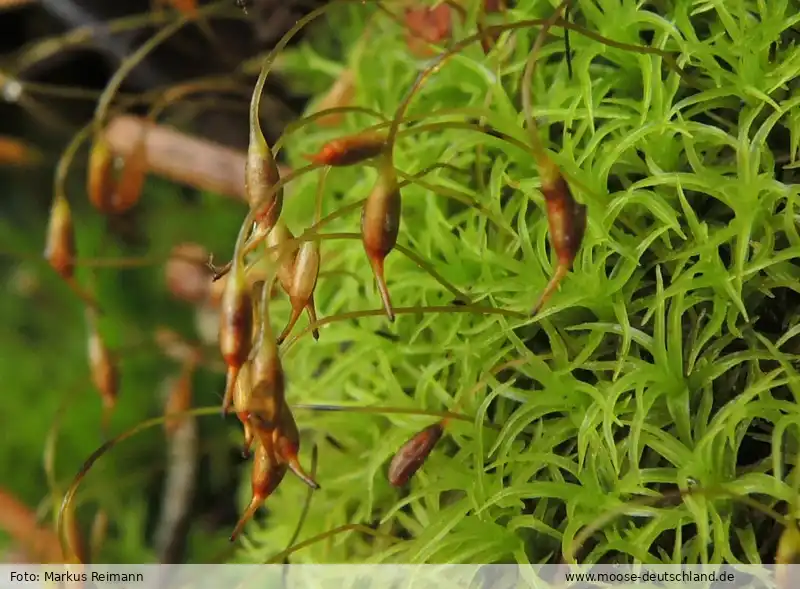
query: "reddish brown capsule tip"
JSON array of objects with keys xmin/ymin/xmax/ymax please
[
  {"xmin": 361, "ymin": 163, "xmax": 401, "ymax": 322},
  {"xmin": 276, "ymin": 408, "xmax": 320, "ymax": 490},
  {"xmin": 304, "ymin": 132, "xmax": 387, "ymax": 167},
  {"xmin": 388, "ymin": 422, "xmax": 445, "ymax": 487},
  {"xmin": 87, "ymin": 136, "xmax": 115, "ymax": 214},
  {"xmin": 218, "ymin": 268, "xmax": 254, "ymax": 415},
  {"xmin": 229, "ymin": 438, "xmax": 287, "ymax": 543},
  {"xmin": 44, "ymin": 194, "xmax": 76, "ymax": 281},
  {"xmin": 532, "ymin": 173, "xmax": 587, "ymax": 316}
]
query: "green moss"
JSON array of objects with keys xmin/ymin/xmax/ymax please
[
  {"xmin": 3, "ymin": 0, "xmax": 800, "ymax": 565},
  {"xmin": 232, "ymin": 0, "xmax": 800, "ymax": 564}
]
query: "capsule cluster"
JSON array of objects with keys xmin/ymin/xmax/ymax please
[
  {"xmin": 40, "ymin": 116, "xmax": 155, "ymax": 564},
  {"xmin": 195, "ymin": 109, "xmax": 451, "ymax": 537},
  {"xmin": 226, "ymin": 283, "xmax": 319, "ymax": 542},
  {"xmin": 43, "ymin": 122, "xmax": 154, "ymax": 441},
  {"xmin": 209, "ymin": 118, "xmax": 455, "ymax": 536},
  {"xmin": 206, "ymin": 0, "xmax": 591, "ymax": 537}
]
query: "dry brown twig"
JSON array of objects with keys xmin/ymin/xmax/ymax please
[{"xmin": 103, "ymin": 115, "xmax": 291, "ymax": 201}]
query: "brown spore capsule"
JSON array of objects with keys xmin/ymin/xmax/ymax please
[
  {"xmin": 277, "ymin": 240, "xmax": 320, "ymax": 344},
  {"xmin": 87, "ymin": 136, "xmax": 115, "ymax": 214},
  {"xmin": 361, "ymin": 158, "xmax": 401, "ymax": 322},
  {"xmin": 265, "ymin": 222, "xmax": 320, "ymax": 343},
  {"xmin": 388, "ymin": 422, "xmax": 445, "ymax": 487},
  {"xmin": 265, "ymin": 221, "xmax": 296, "ymax": 294},
  {"xmin": 218, "ymin": 265, "xmax": 254, "ymax": 415},
  {"xmin": 532, "ymin": 166, "xmax": 587, "ymax": 315},
  {"xmin": 542, "ymin": 174, "xmax": 586, "ymax": 266},
  {"xmin": 248, "ymin": 307, "xmax": 285, "ymax": 429},
  {"xmin": 304, "ymin": 132, "xmax": 386, "ymax": 167},
  {"xmin": 43, "ymin": 194, "xmax": 76, "ymax": 281},
  {"xmin": 232, "ymin": 361, "xmax": 255, "ymax": 458},
  {"xmin": 86, "ymin": 309, "xmax": 119, "ymax": 431},
  {"xmin": 0, "ymin": 135, "xmax": 37, "ymax": 167}
]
